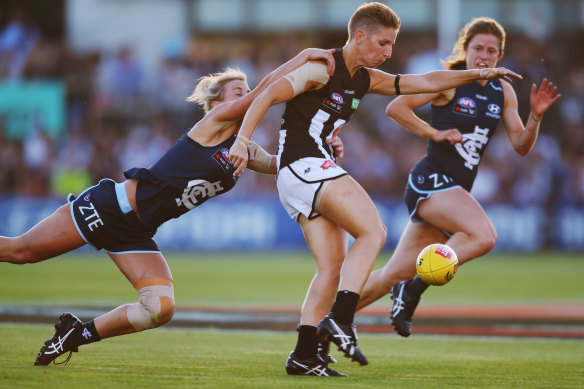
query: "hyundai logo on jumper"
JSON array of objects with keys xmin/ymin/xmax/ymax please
[
  {"xmin": 488, "ymin": 104, "xmax": 501, "ymax": 114},
  {"xmin": 331, "ymin": 93, "xmax": 344, "ymax": 104}
]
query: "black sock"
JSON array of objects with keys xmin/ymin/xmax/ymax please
[
  {"xmin": 294, "ymin": 325, "xmax": 318, "ymax": 360},
  {"xmin": 75, "ymin": 320, "xmax": 101, "ymax": 347},
  {"xmin": 330, "ymin": 290, "xmax": 360, "ymax": 324},
  {"xmin": 406, "ymin": 276, "xmax": 430, "ymax": 296}
]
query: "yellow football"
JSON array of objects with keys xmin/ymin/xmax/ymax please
[{"xmin": 416, "ymin": 243, "xmax": 458, "ymax": 286}]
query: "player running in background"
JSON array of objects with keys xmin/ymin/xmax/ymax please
[
  {"xmin": 0, "ymin": 48, "xmax": 340, "ymax": 365},
  {"xmin": 356, "ymin": 17, "xmax": 560, "ymax": 337},
  {"xmin": 228, "ymin": 3, "xmax": 521, "ymax": 377}
]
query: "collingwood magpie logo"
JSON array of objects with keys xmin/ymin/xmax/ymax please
[{"xmin": 176, "ymin": 179, "xmax": 224, "ymax": 209}]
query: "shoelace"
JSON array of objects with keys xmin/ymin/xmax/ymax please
[{"xmin": 53, "ymin": 351, "xmax": 73, "ymax": 365}]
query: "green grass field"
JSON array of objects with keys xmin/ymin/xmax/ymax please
[
  {"xmin": 1, "ymin": 251, "xmax": 583, "ymax": 307},
  {"xmin": 1, "ymin": 251, "xmax": 583, "ymax": 388},
  {"xmin": 1, "ymin": 325, "xmax": 582, "ymax": 388}
]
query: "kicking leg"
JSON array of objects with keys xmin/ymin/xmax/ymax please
[{"xmin": 357, "ymin": 221, "xmax": 448, "ymax": 310}]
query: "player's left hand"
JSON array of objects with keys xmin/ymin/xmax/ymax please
[
  {"xmin": 326, "ymin": 127, "xmax": 344, "ymax": 158},
  {"xmin": 432, "ymin": 128, "xmax": 463, "ymax": 144},
  {"xmin": 530, "ymin": 78, "xmax": 561, "ymax": 118},
  {"xmin": 479, "ymin": 67, "xmax": 522, "ymax": 83},
  {"xmin": 327, "ymin": 135, "xmax": 345, "ymax": 158},
  {"xmin": 305, "ymin": 48, "xmax": 336, "ymax": 76},
  {"xmin": 229, "ymin": 140, "xmax": 249, "ymax": 176}
]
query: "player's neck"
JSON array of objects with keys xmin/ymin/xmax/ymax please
[{"xmin": 341, "ymin": 43, "xmax": 362, "ymax": 77}]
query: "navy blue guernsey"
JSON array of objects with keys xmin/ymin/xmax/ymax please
[
  {"xmin": 427, "ymin": 77, "xmax": 504, "ymax": 190},
  {"xmin": 278, "ymin": 49, "xmax": 370, "ymax": 169},
  {"xmin": 124, "ymin": 133, "xmax": 238, "ymax": 229}
]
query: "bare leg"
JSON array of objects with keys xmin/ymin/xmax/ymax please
[
  {"xmin": 357, "ymin": 187, "xmax": 496, "ymax": 311},
  {"xmin": 0, "ymin": 204, "xmax": 85, "ymax": 264},
  {"xmin": 357, "ymin": 222, "xmax": 447, "ymax": 310},
  {"xmin": 93, "ymin": 252, "xmax": 175, "ymax": 339},
  {"xmin": 298, "ymin": 215, "xmax": 347, "ymax": 326},
  {"xmin": 318, "ymin": 175, "xmax": 387, "ymax": 293},
  {"xmin": 418, "ymin": 188, "xmax": 497, "ymax": 265}
]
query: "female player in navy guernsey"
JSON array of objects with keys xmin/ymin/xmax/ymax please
[
  {"xmin": 0, "ymin": 48, "xmax": 340, "ymax": 366},
  {"xmin": 356, "ymin": 17, "xmax": 561, "ymax": 338},
  {"xmin": 228, "ymin": 3, "xmax": 521, "ymax": 377}
]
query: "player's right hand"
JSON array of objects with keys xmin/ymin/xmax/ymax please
[
  {"xmin": 229, "ymin": 141, "xmax": 249, "ymax": 177},
  {"xmin": 432, "ymin": 128, "xmax": 463, "ymax": 144}
]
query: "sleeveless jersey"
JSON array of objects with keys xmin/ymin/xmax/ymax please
[
  {"xmin": 278, "ymin": 49, "xmax": 370, "ymax": 169},
  {"xmin": 124, "ymin": 133, "xmax": 238, "ymax": 229},
  {"xmin": 427, "ymin": 78, "xmax": 504, "ymax": 190}
]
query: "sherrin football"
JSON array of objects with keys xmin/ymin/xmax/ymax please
[{"xmin": 416, "ymin": 243, "xmax": 458, "ymax": 286}]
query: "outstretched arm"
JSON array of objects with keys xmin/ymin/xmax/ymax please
[
  {"xmin": 368, "ymin": 67, "xmax": 522, "ymax": 96},
  {"xmin": 500, "ymin": 78, "xmax": 561, "ymax": 156},
  {"xmin": 212, "ymin": 49, "xmax": 335, "ymax": 123}
]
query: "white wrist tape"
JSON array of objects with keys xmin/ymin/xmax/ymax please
[
  {"xmin": 284, "ymin": 61, "xmax": 330, "ymax": 97},
  {"xmin": 247, "ymin": 141, "xmax": 273, "ymax": 174}
]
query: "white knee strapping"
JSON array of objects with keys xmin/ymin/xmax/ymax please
[{"xmin": 127, "ymin": 284, "xmax": 175, "ymax": 331}]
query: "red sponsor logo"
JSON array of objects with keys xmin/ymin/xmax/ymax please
[
  {"xmin": 435, "ymin": 245, "xmax": 453, "ymax": 259},
  {"xmin": 320, "ymin": 160, "xmax": 336, "ymax": 170}
]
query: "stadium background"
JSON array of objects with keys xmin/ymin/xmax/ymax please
[{"xmin": 0, "ymin": 0, "xmax": 583, "ymax": 252}]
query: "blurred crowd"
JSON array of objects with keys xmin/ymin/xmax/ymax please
[{"xmin": 1, "ymin": 10, "xmax": 583, "ymax": 210}]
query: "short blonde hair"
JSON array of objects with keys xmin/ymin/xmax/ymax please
[
  {"xmin": 347, "ymin": 2, "xmax": 401, "ymax": 43},
  {"xmin": 186, "ymin": 67, "xmax": 247, "ymax": 113}
]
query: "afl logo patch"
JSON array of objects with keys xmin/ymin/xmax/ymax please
[
  {"xmin": 221, "ymin": 148, "xmax": 230, "ymax": 162},
  {"xmin": 453, "ymin": 97, "xmax": 477, "ymax": 117},
  {"xmin": 488, "ymin": 104, "xmax": 501, "ymax": 114},
  {"xmin": 458, "ymin": 97, "xmax": 476, "ymax": 108},
  {"xmin": 213, "ymin": 148, "xmax": 233, "ymax": 173},
  {"xmin": 323, "ymin": 92, "xmax": 344, "ymax": 113},
  {"xmin": 331, "ymin": 93, "xmax": 344, "ymax": 104}
]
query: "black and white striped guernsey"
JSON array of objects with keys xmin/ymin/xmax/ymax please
[{"xmin": 277, "ymin": 49, "xmax": 371, "ymax": 170}]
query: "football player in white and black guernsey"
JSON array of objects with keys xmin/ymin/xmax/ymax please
[
  {"xmin": 0, "ymin": 48, "xmax": 339, "ymax": 366},
  {"xmin": 227, "ymin": 2, "xmax": 522, "ymax": 377},
  {"xmin": 356, "ymin": 17, "xmax": 560, "ymax": 338}
]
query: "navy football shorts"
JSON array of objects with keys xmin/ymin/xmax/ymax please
[
  {"xmin": 68, "ymin": 178, "xmax": 160, "ymax": 254},
  {"xmin": 405, "ymin": 157, "xmax": 463, "ymax": 222}
]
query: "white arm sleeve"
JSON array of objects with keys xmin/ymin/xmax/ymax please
[{"xmin": 283, "ymin": 61, "xmax": 330, "ymax": 97}]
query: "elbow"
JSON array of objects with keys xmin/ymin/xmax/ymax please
[
  {"xmin": 514, "ymin": 145, "xmax": 531, "ymax": 156},
  {"xmin": 385, "ymin": 102, "xmax": 397, "ymax": 118}
]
